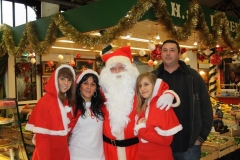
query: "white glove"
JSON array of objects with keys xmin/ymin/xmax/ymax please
[{"xmin": 157, "ymin": 93, "xmax": 174, "ymax": 111}]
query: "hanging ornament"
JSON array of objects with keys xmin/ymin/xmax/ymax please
[
  {"xmin": 47, "ymin": 60, "xmax": 54, "ymax": 68},
  {"xmin": 198, "ymin": 55, "xmax": 206, "ymax": 62},
  {"xmin": 151, "ymin": 44, "xmax": 161, "ymax": 60},
  {"xmin": 148, "ymin": 60, "xmax": 154, "ymax": 66},
  {"xmin": 139, "ymin": 50, "xmax": 146, "ymax": 56},
  {"xmin": 153, "ymin": 60, "xmax": 158, "ymax": 65},
  {"xmin": 204, "ymin": 49, "xmax": 213, "ymax": 56},
  {"xmin": 58, "ymin": 54, "xmax": 64, "ymax": 62},
  {"xmin": 181, "ymin": 48, "xmax": 187, "ymax": 54},
  {"xmin": 210, "ymin": 54, "xmax": 222, "ymax": 65},
  {"xmin": 216, "ymin": 47, "xmax": 223, "ymax": 53},
  {"xmin": 69, "ymin": 60, "xmax": 75, "ymax": 67},
  {"xmin": 184, "ymin": 57, "xmax": 190, "ymax": 63},
  {"xmin": 76, "ymin": 53, "xmax": 81, "ymax": 58},
  {"xmin": 148, "ymin": 42, "xmax": 155, "ymax": 51},
  {"xmin": 88, "ymin": 60, "xmax": 93, "ymax": 64},
  {"xmin": 30, "ymin": 58, "xmax": 36, "ymax": 64}
]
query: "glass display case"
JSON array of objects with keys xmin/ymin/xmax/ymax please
[{"xmin": 0, "ymin": 99, "xmax": 29, "ymax": 160}]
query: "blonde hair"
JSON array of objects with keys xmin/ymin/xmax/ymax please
[{"xmin": 135, "ymin": 72, "xmax": 157, "ymax": 114}]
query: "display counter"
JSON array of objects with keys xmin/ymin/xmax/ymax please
[{"xmin": 215, "ymin": 96, "xmax": 240, "ymax": 105}]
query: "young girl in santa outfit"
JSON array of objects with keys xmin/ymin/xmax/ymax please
[
  {"xmin": 134, "ymin": 72, "xmax": 182, "ymax": 160},
  {"xmin": 26, "ymin": 65, "xmax": 76, "ymax": 160},
  {"xmin": 68, "ymin": 68, "xmax": 105, "ymax": 160}
]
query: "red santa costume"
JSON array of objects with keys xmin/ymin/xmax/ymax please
[
  {"xmin": 26, "ymin": 65, "xmax": 75, "ymax": 160},
  {"xmin": 99, "ymin": 46, "xmax": 140, "ymax": 160},
  {"xmin": 134, "ymin": 79, "xmax": 182, "ymax": 160}
]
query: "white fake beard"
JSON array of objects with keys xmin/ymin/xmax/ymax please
[{"xmin": 99, "ymin": 64, "xmax": 139, "ymax": 137}]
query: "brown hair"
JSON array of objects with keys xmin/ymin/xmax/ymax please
[
  {"xmin": 57, "ymin": 67, "xmax": 76, "ymax": 107},
  {"xmin": 135, "ymin": 72, "xmax": 157, "ymax": 114}
]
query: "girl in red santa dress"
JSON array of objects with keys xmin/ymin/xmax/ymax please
[
  {"xmin": 134, "ymin": 72, "xmax": 182, "ymax": 160},
  {"xmin": 26, "ymin": 64, "xmax": 76, "ymax": 160}
]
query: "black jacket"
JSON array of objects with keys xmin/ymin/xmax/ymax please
[{"xmin": 152, "ymin": 60, "xmax": 213, "ymax": 150}]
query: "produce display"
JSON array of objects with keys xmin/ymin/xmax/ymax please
[
  {"xmin": 206, "ymin": 134, "xmax": 229, "ymax": 144},
  {"xmin": 200, "ymin": 151, "xmax": 210, "ymax": 158}
]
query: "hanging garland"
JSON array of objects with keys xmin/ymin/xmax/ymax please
[{"xmin": 0, "ymin": 0, "xmax": 240, "ymax": 57}]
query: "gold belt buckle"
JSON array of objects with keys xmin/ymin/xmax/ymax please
[{"xmin": 111, "ymin": 139, "xmax": 116, "ymax": 146}]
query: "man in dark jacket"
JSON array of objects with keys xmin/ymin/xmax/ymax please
[{"xmin": 152, "ymin": 39, "xmax": 213, "ymax": 160}]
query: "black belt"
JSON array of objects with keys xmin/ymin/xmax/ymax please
[{"xmin": 103, "ymin": 134, "xmax": 139, "ymax": 147}]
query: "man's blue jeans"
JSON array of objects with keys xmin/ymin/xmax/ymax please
[{"xmin": 172, "ymin": 145, "xmax": 201, "ymax": 160}]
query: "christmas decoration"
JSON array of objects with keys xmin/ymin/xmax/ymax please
[
  {"xmin": 30, "ymin": 58, "xmax": 36, "ymax": 64},
  {"xmin": 76, "ymin": 53, "xmax": 81, "ymax": 58},
  {"xmin": 0, "ymin": 0, "xmax": 240, "ymax": 57},
  {"xmin": 198, "ymin": 54, "xmax": 205, "ymax": 62},
  {"xmin": 151, "ymin": 44, "xmax": 161, "ymax": 60},
  {"xmin": 148, "ymin": 42, "xmax": 156, "ymax": 51},
  {"xmin": 204, "ymin": 49, "xmax": 213, "ymax": 56},
  {"xmin": 69, "ymin": 60, "xmax": 75, "ymax": 67},
  {"xmin": 147, "ymin": 60, "xmax": 154, "ymax": 66},
  {"xmin": 184, "ymin": 57, "xmax": 190, "ymax": 63},
  {"xmin": 210, "ymin": 53, "xmax": 222, "ymax": 65},
  {"xmin": 181, "ymin": 48, "xmax": 187, "ymax": 54},
  {"xmin": 216, "ymin": 47, "xmax": 223, "ymax": 52},
  {"xmin": 88, "ymin": 60, "xmax": 93, "ymax": 64},
  {"xmin": 153, "ymin": 60, "xmax": 158, "ymax": 65},
  {"xmin": 139, "ymin": 50, "xmax": 146, "ymax": 56},
  {"xmin": 47, "ymin": 60, "xmax": 54, "ymax": 68},
  {"xmin": 58, "ymin": 54, "xmax": 64, "ymax": 62}
]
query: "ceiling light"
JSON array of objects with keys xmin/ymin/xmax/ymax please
[
  {"xmin": 216, "ymin": 44, "xmax": 219, "ymax": 47},
  {"xmin": 155, "ymin": 34, "xmax": 160, "ymax": 40},
  {"xmin": 57, "ymin": 40, "xmax": 74, "ymax": 43},
  {"xmin": 51, "ymin": 46, "xmax": 91, "ymax": 51},
  {"xmin": 194, "ymin": 41, "xmax": 198, "ymax": 46}
]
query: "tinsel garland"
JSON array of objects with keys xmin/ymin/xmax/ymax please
[{"xmin": 0, "ymin": 0, "xmax": 240, "ymax": 57}]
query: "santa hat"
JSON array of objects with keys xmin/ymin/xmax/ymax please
[
  {"xmin": 75, "ymin": 69, "xmax": 98, "ymax": 84},
  {"xmin": 102, "ymin": 46, "xmax": 133, "ymax": 67}
]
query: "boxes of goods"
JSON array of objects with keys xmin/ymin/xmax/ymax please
[
  {"xmin": 234, "ymin": 136, "xmax": 240, "ymax": 150},
  {"xmin": 200, "ymin": 150, "xmax": 218, "ymax": 160},
  {"xmin": 202, "ymin": 134, "xmax": 235, "ymax": 151},
  {"xmin": 218, "ymin": 145, "xmax": 235, "ymax": 158}
]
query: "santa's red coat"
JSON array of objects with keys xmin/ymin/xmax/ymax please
[{"xmin": 102, "ymin": 96, "xmax": 138, "ymax": 160}]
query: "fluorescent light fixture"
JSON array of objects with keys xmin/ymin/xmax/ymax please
[
  {"xmin": 120, "ymin": 37, "xmax": 150, "ymax": 42},
  {"xmin": 130, "ymin": 47, "xmax": 150, "ymax": 51},
  {"xmin": 57, "ymin": 40, "xmax": 74, "ymax": 43},
  {"xmin": 52, "ymin": 46, "xmax": 91, "ymax": 51}
]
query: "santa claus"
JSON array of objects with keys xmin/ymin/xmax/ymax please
[{"xmin": 99, "ymin": 46, "xmax": 178, "ymax": 160}]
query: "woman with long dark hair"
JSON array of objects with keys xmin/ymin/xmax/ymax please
[{"xmin": 69, "ymin": 69, "xmax": 105, "ymax": 160}]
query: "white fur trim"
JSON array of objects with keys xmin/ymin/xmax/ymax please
[
  {"xmin": 134, "ymin": 123, "xmax": 146, "ymax": 134},
  {"xmin": 105, "ymin": 56, "xmax": 131, "ymax": 67},
  {"xmin": 76, "ymin": 69, "xmax": 99, "ymax": 84},
  {"xmin": 26, "ymin": 123, "xmax": 68, "ymax": 135},
  {"xmin": 154, "ymin": 124, "xmax": 183, "ymax": 136},
  {"xmin": 141, "ymin": 138, "xmax": 149, "ymax": 143},
  {"xmin": 163, "ymin": 90, "xmax": 181, "ymax": 107},
  {"xmin": 54, "ymin": 64, "xmax": 76, "ymax": 94},
  {"xmin": 64, "ymin": 105, "xmax": 72, "ymax": 113},
  {"xmin": 116, "ymin": 132, "xmax": 127, "ymax": 160}
]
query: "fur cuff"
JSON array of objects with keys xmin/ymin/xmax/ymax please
[
  {"xmin": 134, "ymin": 123, "xmax": 146, "ymax": 135},
  {"xmin": 163, "ymin": 90, "xmax": 181, "ymax": 107}
]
